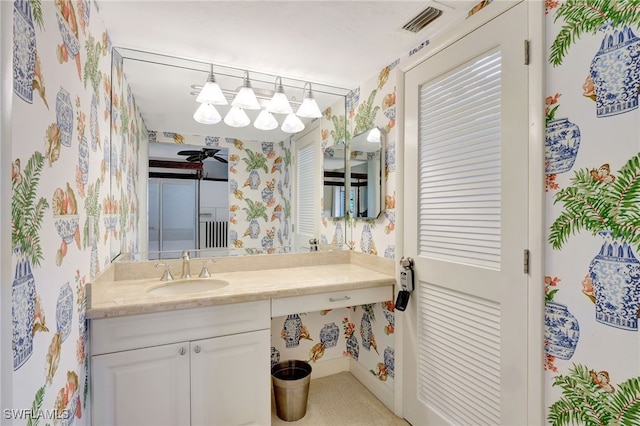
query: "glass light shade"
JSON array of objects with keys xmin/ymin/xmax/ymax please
[
  {"xmin": 224, "ymin": 106, "xmax": 250, "ymax": 127},
  {"xmin": 266, "ymin": 91, "xmax": 293, "ymax": 114},
  {"xmin": 296, "ymin": 96, "xmax": 322, "ymax": 118},
  {"xmin": 196, "ymin": 80, "xmax": 227, "ymax": 105},
  {"xmin": 367, "ymin": 127, "xmax": 382, "ymax": 143},
  {"xmin": 193, "ymin": 103, "xmax": 221, "ymax": 124},
  {"xmin": 254, "ymin": 109, "xmax": 279, "ymax": 130},
  {"xmin": 231, "ymin": 87, "xmax": 261, "ymax": 110},
  {"xmin": 281, "ymin": 113, "xmax": 305, "ymax": 133}
]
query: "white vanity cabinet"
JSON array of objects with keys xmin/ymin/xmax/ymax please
[{"xmin": 90, "ymin": 300, "xmax": 271, "ymax": 426}]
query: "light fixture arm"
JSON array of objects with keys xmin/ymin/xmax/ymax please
[
  {"xmin": 274, "ymin": 76, "xmax": 284, "ymax": 92},
  {"xmin": 302, "ymin": 81, "xmax": 313, "ymax": 99},
  {"xmin": 207, "ymin": 64, "xmax": 216, "ymax": 83},
  {"xmin": 242, "ymin": 70, "xmax": 252, "ymax": 89},
  {"xmin": 296, "ymin": 81, "xmax": 322, "ymax": 118}
]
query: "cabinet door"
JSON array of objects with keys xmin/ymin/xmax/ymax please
[
  {"xmin": 190, "ymin": 330, "xmax": 271, "ymax": 426},
  {"xmin": 92, "ymin": 342, "xmax": 190, "ymax": 426}
]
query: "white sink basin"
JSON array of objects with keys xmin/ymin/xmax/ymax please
[{"xmin": 146, "ymin": 279, "xmax": 229, "ymax": 296}]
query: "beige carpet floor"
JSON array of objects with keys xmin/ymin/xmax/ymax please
[{"xmin": 271, "ymin": 372, "xmax": 411, "ymax": 425}]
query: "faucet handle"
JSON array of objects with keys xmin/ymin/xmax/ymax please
[
  {"xmin": 199, "ymin": 259, "xmax": 215, "ymax": 278},
  {"xmin": 155, "ymin": 263, "xmax": 174, "ymax": 281}
]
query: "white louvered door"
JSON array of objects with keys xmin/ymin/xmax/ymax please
[
  {"xmin": 403, "ymin": 3, "xmax": 528, "ymax": 425},
  {"xmin": 293, "ymin": 126, "xmax": 320, "ymax": 248}
]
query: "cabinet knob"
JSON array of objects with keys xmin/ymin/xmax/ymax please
[
  {"xmin": 193, "ymin": 345, "xmax": 201, "ymax": 354},
  {"xmin": 179, "ymin": 347, "xmax": 186, "ymax": 356}
]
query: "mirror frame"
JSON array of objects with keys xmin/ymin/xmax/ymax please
[{"xmin": 109, "ymin": 47, "xmax": 351, "ymax": 260}]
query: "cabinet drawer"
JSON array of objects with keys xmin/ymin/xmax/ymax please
[
  {"xmin": 91, "ymin": 300, "xmax": 270, "ymax": 355},
  {"xmin": 271, "ymin": 286, "xmax": 393, "ymax": 317}
]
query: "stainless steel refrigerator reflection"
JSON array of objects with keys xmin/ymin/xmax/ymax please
[{"xmin": 148, "ymin": 178, "xmax": 198, "ymax": 256}]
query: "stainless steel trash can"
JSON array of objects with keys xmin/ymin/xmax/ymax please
[{"xmin": 271, "ymin": 360, "xmax": 312, "ymax": 422}]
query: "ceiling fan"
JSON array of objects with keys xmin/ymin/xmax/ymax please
[{"xmin": 177, "ymin": 148, "xmax": 228, "ymax": 163}]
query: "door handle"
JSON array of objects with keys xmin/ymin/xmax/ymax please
[
  {"xmin": 193, "ymin": 345, "xmax": 201, "ymax": 354},
  {"xmin": 179, "ymin": 347, "xmax": 186, "ymax": 356},
  {"xmin": 396, "ymin": 257, "xmax": 415, "ymax": 312}
]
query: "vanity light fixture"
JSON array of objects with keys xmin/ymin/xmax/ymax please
[
  {"xmin": 195, "ymin": 65, "xmax": 227, "ymax": 105},
  {"xmin": 296, "ymin": 82, "xmax": 322, "ymax": 118},
  {"xmin": 231, "ymin": 71, "xmax": 261, "ymax": 110},
  {"xmin": 266, "ymin": 77, "xmax": 293, "ymax": 115},
  {"xmin": 187, "ymin": 62, "xmax": 351, "ymax": 133},
  {"xmin": 281, "ymin": 113, "xmax": 305, "ymax": 133},
  {"xmin": 224, "ymin": 106, "xmax": 251, "ymax": 127},
  {"xmin": 193, "ymin": 103, "xmax": 222, "ymax": 124},
  {"xmin": 254, "ymin": 109, "xmax": 279, "ymax": 130}
]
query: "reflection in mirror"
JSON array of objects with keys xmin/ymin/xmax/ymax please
[
  {"xmin": 148, "ymin": 142, "xmax": 229, "ymax": 259},
  {"xmin": 109, "ymin": 47, "xmax": 351, "ymax": 261},
  {"xmin": 349, "ymin": 127, "xmax": 385, "ymax": 219},
  {"xmin": 322, "ymin": 144, "xmax": 347, "ymax": 218}
]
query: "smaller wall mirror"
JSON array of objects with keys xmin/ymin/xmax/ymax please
[
  {"xmin": 349, "ymin": 127, "xmax": 384, "ymax": 219},
  {"xmin": 322, "ymin": 144, "xmax": 347, "ymax": 218}
]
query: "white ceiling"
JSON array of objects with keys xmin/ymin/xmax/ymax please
[{"xmin": 97, "ymin": 0, "xmax": 478, "ymax": 143}]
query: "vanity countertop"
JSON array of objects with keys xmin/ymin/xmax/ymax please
[{"xmin": 87, "ymin": 251, "xmax": 396, "ymax": 319}]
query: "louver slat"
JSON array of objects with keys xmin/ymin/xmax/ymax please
[
  {"xmin": 418, "ymin": 282, "xmax": 501, "ymax": 425},
  {"xmin": 418, "ymin": 50, "xmax": 502, "ymax": 270},
  {"xmin": 297, "ymin": 144, "xmax": 315, "ymax": 235}
]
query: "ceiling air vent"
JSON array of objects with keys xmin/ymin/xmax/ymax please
[{"xmin": 402, "ymin": 6, "xmax": 443, "ymax": 33}]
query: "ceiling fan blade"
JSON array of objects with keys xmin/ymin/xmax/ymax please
[
  {"xmin": 177, "ymin": 150, "xmax": 201, "ymax": 156},
  {"xmin": 213, "ymin": 154, "xmax": 228, "ymax": 163},
  {"xmin": 186, "ymin": 154, "xmax": 202, "ymax": 162}
]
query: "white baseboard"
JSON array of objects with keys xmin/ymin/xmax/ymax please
[
  {"xmin": 349, "ymin": 358, "xmax": 394, "ymax": 412},
  {"xmin": 309, "ymin": 356, "xmax": 350, "ymax": 380}
]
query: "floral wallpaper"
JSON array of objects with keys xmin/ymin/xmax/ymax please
[
  {"xmin": 10, "ymin": 0, "xmax": 142, "ymax": 423},
  {"xmin": 110, "ymin": 48, "xmax": 146, "ymax": 259},
  {"xmin": 149, "ymin": 131, "xmax": 293, "ymax": 253},
  {"xmin": 272, "ymin": 63, "xmax": 400, "ymax": 392},
  {"xmin": 545, "ymin": 1, "xmax": 640, "ymax": 423}
]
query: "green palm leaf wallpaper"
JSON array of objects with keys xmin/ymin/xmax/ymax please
[
  {"xmin": 546, "ymin": 0, "xmax": 640, "ymax": 423},
  {"xmin": 12, "ymin": 0, "xmax": 640, "ymax": 422},
  {"xmin": 10, "ymin": 0, "xmax": 144, "ymax": 420}
]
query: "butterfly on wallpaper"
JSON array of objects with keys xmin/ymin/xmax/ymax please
[
  {"xmin": 12, "ymin": 158, "xmax": 22, "ymax": 183},
  {"xmin": 590, "ymin": 163, "xmax": 616, "ymax": 183},
  {"xmin": 589, "ymin": 370, "xmax": 615, "ymax": 393}
]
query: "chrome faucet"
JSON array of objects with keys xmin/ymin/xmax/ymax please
[
  {"xmin": 155, "ymin": 263, "xmax": 174, "ymax": 281},
  {"xmin": 181, "ymin": 250, "xmax": 191, "ymax": 279},
  {"xmin": 199, "ymin": 258, "xmax": 215, "ymax": 278}
]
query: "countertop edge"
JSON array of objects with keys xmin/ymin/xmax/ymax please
[{"xmin": 86, "ymin": 277, "xmax": 396, "ymax": 320}]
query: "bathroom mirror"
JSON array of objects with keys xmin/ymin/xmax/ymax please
[
  {"xmin": 348, "ymin": 127, "xmax": 384, "ymax": 219},
  {"xmin": 109, "ymin": 47, "xmax": 350, "ymax": 260},
  {"xmin": 322, "ymin": 144, "xmax": 347, "ymax": 218}
]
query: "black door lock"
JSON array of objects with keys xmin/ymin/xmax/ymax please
[
  {"xmin": 395, "ymin": 257, "xmax": 414, "ymax": 312},
  {"xmin": 395, "ymin": 290, "xmax": 411, "ymax": 311}
]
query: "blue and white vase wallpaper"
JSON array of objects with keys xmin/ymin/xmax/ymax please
[
  {"xmin": 545, "ymin": 117, "xmax": 581, "ymax": 174},
  {"xmin": 11, "ymin": 0, "xmax": 143, "ymax": 418},
  {"xmin": 56, "ymin": 282, "xmax": 74, "ymax": 342},
  {"xmin": 589, "ymin": 231, "xmax": 640, "ymax": 331},
  {"xmin": 13, "ymin": 0, "xmax": 37, "ymax": 103},
  {"xmin": 546, "ymin": 1, "xmax": 640, "ymax": 422},
  {"xmin": 590, "ymin": 24, "xmax": 640, "ymax": 118}
]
